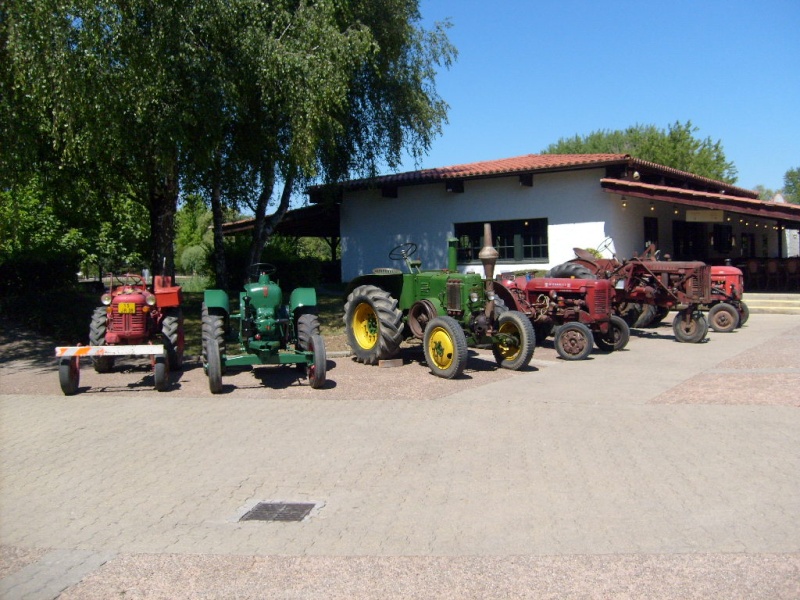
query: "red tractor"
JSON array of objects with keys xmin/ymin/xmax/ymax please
[
  {"xmin": 494, "ymin": 274, "xmax": 630, "ymax": 360},
  {"xmin": 706, "ymin": 265, "xmax": 749, "ymax": 332},
  {"xmin": 550, "ymin": 246, "xmax": 713, "ymax": 343},
  {"xmin": 56, "ymin": 272, "xmax": 184, "ymax": 395}
]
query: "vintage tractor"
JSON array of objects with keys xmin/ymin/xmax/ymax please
[
  {"xmin": 493, "ymin": 274, "xmax": 629, "ymax": 361},
  {"xmin": 342, "ymin": 224, "xmax": 535, "ymax": 379},
  {"xmin": 56, "ymin": 272, "xmax": 184, "ymax": 395},
  {"xmin": 550, "ymin": 246, "xmax": 713, "ymax": 343},
  {"xmin": 201, "ymin": 263, "xmax": 326, "ymax": 393},
  {"xmin": 706, "ymin": 265, "xmax": 749, "ymax": 332}
]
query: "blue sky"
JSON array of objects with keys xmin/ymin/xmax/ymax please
[{"xmin": 398, "ymin": 0, "xmax": 800, "ymax": 192}]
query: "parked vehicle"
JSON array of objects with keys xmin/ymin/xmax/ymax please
[{"xmin": 343, "ymin": 224, "xmax": 535, "ymax": 379}]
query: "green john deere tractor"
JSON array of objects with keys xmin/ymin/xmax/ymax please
[
  {"xmin": 201, "ymin": 263, "xmax": 326, "ymax": 393},
  {"xmin": 343, "ymin": 223, "xmax": 535, "ymax": 379}
]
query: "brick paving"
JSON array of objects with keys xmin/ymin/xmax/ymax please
[{"xmin": 1, "ymin": 314, "xmax": 799, "ymax": 598}]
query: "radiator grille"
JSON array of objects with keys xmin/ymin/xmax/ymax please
[
  {"xmin": 110, "ymin": 308, "xmax": 146, "ymax": 333},
  {"xmin": 446, "ymin": 279, "xmax": 463, "ymax": 314}
]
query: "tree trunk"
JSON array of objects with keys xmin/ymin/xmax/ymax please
[
  {"xmin": 209, "ymin": 151, "xmax": 227, "ymax": 288},
  {"xmin": 246, "ymin": 168, "xmax": 294, "ymax": 273},
  {"xmin": 149, "ymin": 159, "xmax": 179, "ymax": 279}
]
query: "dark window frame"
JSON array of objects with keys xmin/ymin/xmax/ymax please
[{"xmin": 454, "ymin": 218, "xmax": 549, "ymax": 263}]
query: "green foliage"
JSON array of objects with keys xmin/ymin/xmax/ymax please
[
  {"xmin": 543, "ymin": 121, "xmax": 738, "ymax": 183},
  {"xmin": 783, "ymin": 167, "xmax": 800, "ymax": 204}
]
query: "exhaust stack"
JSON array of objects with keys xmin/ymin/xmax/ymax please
[{"xmin": 478, "ymin": 223, "xmax": 499, "ymax": 317}]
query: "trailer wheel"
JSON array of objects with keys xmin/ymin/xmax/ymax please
[
  {"xmin": 89, "ymin": 306, "xmax": 114, "ymax": 373},
  {"xmin": 737, "ymin": 301, "xmax": 750, "ymax": 327},
  {"xmin": 555, "ymin": 322, "xmax": 594, "ymax": 360},
  {"xmin": 492, "ymin": 311, "xmax": 535, "ymax": 370},
  {"xmin": 58, "ymin": 357, "xmax": 80, "ymax": 396},
  {"xmin": 708, "ymin": 302, "xmax": 740, "ymax": 333},
  {"xmin": 344, "ymin": 285, "xmax": 403, "ymax": 364},
  {"xmin": 161, "ymin": 308, "xmax": 184, "ymax": 370},
  {"xmin": 206, "ymin": 337, "xmax": 223, "ymax": 394},
  {"xmin": 153, "ymin": 354, "xmax": 169, "ymax": 392},
  {"xmin": 306, "ymin": 334, "xmax": 327, "ymax": 389},
  {"xmin": 596, "ymin": 315, "xmax": 630, "ymax": 352},
  {"xmin": 423, "ymin": 316, "xmax": 468, "ymax": 379},
  {"xmin": 672, "ymin": 311, "xmax": 708, "ymax": 343}
]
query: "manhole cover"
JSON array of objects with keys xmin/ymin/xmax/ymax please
[{"xmin": 239, "ymin": 502, "xmax": 316, "ymax": 522}]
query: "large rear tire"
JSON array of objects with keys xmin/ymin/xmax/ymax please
[
  {"xmin": 492, "ymin": 311, "xmax": 535, "ymax": 370},
  {"xmin": 58, "ymin": 357, "xmax": 80, "ymax": 396},
  {"xmin": 161, "ymin": 308, "xmax": 184, "ymax": 370},
  {"xmin": 343, "ymin": 285, "xmax": 403, "ymax": 364},
  {"xmin": 296, "ymin": 313, "xmax": 321, "ymax": 349},
  {"xmin": 555, "ymin": 322, "xmax": 594, "ymax": 360},
  {"xmin": 708, "ymin": 302, "xmax": 740, "ymax": 333},
  {"xmin": 672, "ymin": 311, "xmax": 708, "ymax": 343},
  {"xmin": 89, "ymin": 306, "xmax": 114, "ymax": 373},
  {"xmin": 547, "ymin": 262, "xmax": 597, "ymax": 279},
  {"xmin": 423, "ymin": 316, "xmax": 468, "ymax": 379}
]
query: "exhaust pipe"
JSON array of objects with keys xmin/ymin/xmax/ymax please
[{"xmin": 478, "ymin": 223, "xmax": 499, "ymax": 317}]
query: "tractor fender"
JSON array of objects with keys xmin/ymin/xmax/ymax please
[
  {"xmin": 290, "ymin": 287, "xmax": 317, "ymax": 313},
  {"xmin": 203, "ymin": 289, "xmax": 230, "ymax": 316},
  {"xmin": 492, "ymin": 280, "xmax": 526, "ymax": 312}
]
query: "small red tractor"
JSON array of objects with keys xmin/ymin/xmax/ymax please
[
  {"xmin": 56, "ymin": 272, "xmax": 184, "ymax": 395},
  {"xmin": 706, "ymin": 265, "xmax": 749, "ymax": 332},
  {"xmin": 550, "ymin": 246, "xmax": 713, "ymax": 343},
  {"xmin": 494, "ymin": 274, "xmax": 629, "ymax": 360}
]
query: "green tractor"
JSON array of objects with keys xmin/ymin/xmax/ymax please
[
  {"xmin": 201, "ymin": 263, "xmax": 326, "ymax": 393},
  {"xmin": 343, "ymin": 224, "xmax": 535, "ymax": 379}
]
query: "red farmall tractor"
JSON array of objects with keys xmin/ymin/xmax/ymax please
[
  {"xmin": 494, "ymin": 274, "xmax": 630, "ymax": 360},
  {"xmin": 550, "ymin": 246, "xmax": 713, "ymax": 343},
  {"xmin": 706, "ymin": 265, "xmax": 749, "ymax": 332},
  {"xmin": 56, "ymin": 273, "xmax": 184, "ymax": 395}
]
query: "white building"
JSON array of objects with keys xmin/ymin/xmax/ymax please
[{"xmin": 307, "ymin": 154, "xmax": 800, "ymax": 282}]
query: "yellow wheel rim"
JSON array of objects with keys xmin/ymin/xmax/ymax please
[
  {"xmin": 352, "ymin": 302, "xmax": 378, "ymax": 350},
  {"xmin": 427, "ymin": 326, "xmax": 455, "ymax": 371},
  {"xmin": 496, "ymin": 321, "xmax": 521, "ymax": 361}
]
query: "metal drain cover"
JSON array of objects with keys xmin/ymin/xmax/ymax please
[{"xmin": 239, "ymin": 502, "xmax": 316, "ymax": 522}]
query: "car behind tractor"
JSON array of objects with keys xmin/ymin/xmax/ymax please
[
  {"xmin": 201, "ymin": 263, "xmax": 326, "ymax": 393},
  {"xmin": 56, "ymin": 272, "xmax": 184, "ymax": 395},
  {"xmin": 342, "ymin": 224, "xmax": 535, "ymax": 379},
  {"xmin": 494, "ymin": 274, "xmax": 630, "ymax": 360}
]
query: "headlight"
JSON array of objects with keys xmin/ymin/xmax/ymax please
[
  {"xmin": 101, "ymin": 294, "xmax": 112, "ymax": 306},
  {"xmin": 469, "ymin": 292, "xmax": 479, "ymax": 303},
  {"xmin": 145, "ymin": 294, "xmax": 157, "ymax": 306},
  {"xmin": 486, "ymin": 291, "xmax": 495, "ymax": 301}
]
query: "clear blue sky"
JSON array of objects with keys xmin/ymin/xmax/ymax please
[{"xmin": 398, "ymin": 0, "xmax": 799, "ymax": 192}]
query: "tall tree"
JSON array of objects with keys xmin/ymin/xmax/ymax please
[
  {"xmin": 543, "ymin": 121, "xmax": 738, "ymax": 184},
  {"xmin": 783, "ymin": 167, "xmax": 800, "ymax": 204}
]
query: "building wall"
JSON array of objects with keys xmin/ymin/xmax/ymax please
[{"xmin": 340, "ymin": 168, "xmax": 650, "ymax": 281}]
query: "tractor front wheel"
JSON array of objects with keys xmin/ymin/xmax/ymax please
[
  {"xmin": 672, "ymin": 311, "xmax": 708, "ymax": 343},
  {"xmin": 343, "ymin": 285, "xmax": 403, "ymax": 364},
  {"xmin": 596, "ymin": 315, "xmax": 630, "ymax": 352},
  {"xmin": 555, "ymin": 322, "xmax": 594, "ymax": 360},
  {"xmin": 737, "ymin": 301, "xmax": 750, "ymax": 327},
  {"xmin": 307, "ymin": 334, "xmax": 327, "ymax": 389},
  {"xmin": 202, "ymin": 303, "xmax": 226, "ymax": 375},
  {"xmin": 708, "ymin": 302, "xmax": 740, "ymax": 333},
  {"xmin": 58, "ymin": 357, "xmax": 80, "ymax": 396},
  {"xmin": 161, "ymin": 308, "xmax": 184, "ymax": 370},
  {"xmin": 89, "ymin": 306, "xmax": 114, "ymax": 373},
  {"xmin": 206, "ymin": 337, "xmax": 223, "ymax": 394},
  {"xmin": 423, "ymin": 316, "xmax": 468, "ymax": 379},
  {"xmin": 492, "ymin": 311, "xmax": 535, "ymax": 370},
  {"xmin": 153, "ymin": 355, "xmax": 169, "ymax": 392}
]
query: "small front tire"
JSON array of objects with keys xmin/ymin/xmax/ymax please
[
  {"xmin": 555, "ymin": 322, "xmax": 594, "ymax": 360},
  {"xmin": 154, "ymin": 355, "xmax": 169, "ymax": 392},
  {"xmin": 58, "ymin": 357, "xmax": 80, "ymax": 396},
  {"xmin": 672, "ymin": 311, "xmax": 708, "ymax": 343},
  {"xmin": 206, "ymin": 337, "xmax": 223, "ymax": 394},
  {"xmin": 596, "ymin": 315, "xmax": 630, "ymax": 352},
  {"xmin": 492, "ymin": 311, "xmax": 535, "ymax": 370},
  {"xmin": 423, "ymin": 316, "xmax": 468, "ymax": 379},
  {"xmin": 708, "ymin": 302, "xmax": 740, "ymax": 333},
  {"xmin": 307, "ymin": 334, "xmax": 327, "ymax": 389}
]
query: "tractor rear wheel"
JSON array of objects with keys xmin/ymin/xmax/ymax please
[
  {"xmin": 423, "ymin": 316, "xmax": 468, "ymax": 379},
  {"xmin": 161, "ymin": 308, "xmax": 184, "ymax": 370},
  {"xmin": 58, "ymin": 357, "xmax": 80, "ymax": 396},
  {"xmin": 89, "ymin": 306, "xmax": 114, "ymax": 373},
  {"xmin": 547, "ymin": 262, "xmax": 596, "ymax": 279},
  {"xmin": 618, "ymin": 302, "xmax": 643, "ymax": 328},
  {"xmin": 306, "ymin": 334, "xmax": 327, "ymax": 389},
  {"xmin": 672, "ymin": 311, "xmax": 708, "ymax": 343},
  {"xmin": 201, "ymin": 303, "xmax": 226, "ymax": 375},
  {"xmin": 343, "ymin": 285, "xmax": 403, "ymax": 364},
  {"xmin": 296, "ymin": 313, "xmax": 321, "ymax": 349},
  {"xmin": 206, "ymin": 337, "xmax": 223, "ymax": 394},
  {"xmin": 633, "ymin": 304, "xmax": 657, "ymax": 328},
  {"xmin": 555, "ymin": 322, "xmax": 594, "ymax": 360},
  {"xmin": 596, "ymin": 315, "xmax": 630, "ymax": 352},
  {"xmin": 492, "ymin": 311, "xmax": 535, "ymax": 370},
  {"xmin": 708, "ymin": 302, "xmax": 740, "ymax": 333}
]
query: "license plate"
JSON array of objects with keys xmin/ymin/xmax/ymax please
[{"xmin": 118, "ymin": 302, "xmax": 136, "ymax": 314}]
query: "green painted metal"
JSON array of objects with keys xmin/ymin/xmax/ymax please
[
  {"xmin": 203, "ymin": 289, "xmax": 230, "ymax": 315},
  {"xmin": 289, "ymin": 287, "xmax": 317, "ymax": 313}
]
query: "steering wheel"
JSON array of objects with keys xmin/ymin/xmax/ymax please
[
  {"xmin": 249, "ymin": 262, "xmax": 276, "ymax": 278},
  {"xmin": 388, "ymin": 243, "xmax": 417, "ymax": 261},
  {"xmin": 114, "ymin": 273, "xmax": 144, "ymax": 286}
]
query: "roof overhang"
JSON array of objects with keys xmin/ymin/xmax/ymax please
[
  {"xmin": 220, "ymin": 203, "xmax": 341, "ymax": 238},
  {"xmin": 601, "ymin": 178, "xmax": 800, "ymax": 225}
]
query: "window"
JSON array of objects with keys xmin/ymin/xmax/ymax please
[
  {"xmin": 644, "ymin": 216, "xmax": 658, "ymax": 247},
  {"xmin": 454, "ymin": 219, "xmax": 548, "ymax": 262}
]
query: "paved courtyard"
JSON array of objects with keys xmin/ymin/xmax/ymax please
[{"xmin": 1, "ymin": 314, "xmax": 799, "ymax": 598}]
